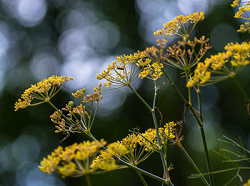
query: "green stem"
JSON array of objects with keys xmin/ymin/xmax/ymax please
[
  {"xmin": 177, "ymin": 142, "xmax": 210, "ymax": 186},
  {"xmin": 197, "ymin": 85, "xmax": 203, "ymax": 122},
  {"xmin": 136, "ymin": 170, "xmax": 148, "ymax": 186},
  {"xmin": 185, "ymin": 70, "xmax": 192, "ymax": 105},
  {"xmin": 118, "ymin": 158, "xmax": 168, "ymax": 184},
  {"xmin": 89, "ymin": 101, "xmax": 99, "ymax": 130},
  {"xmin": 162, "ymin": 68, "xmax": 214, "ymax": 185},
  {"xmin": 128, "ymin": 84, "xmax": 152, "ymax": 111},
  {"xmin": 127, "ymin": 83, "xmax": 174, "ymax": 185},
  {"xmin": 162, "ymin": 68, "xmax": 188, "ymax": 104},
  {"xmin": 199, "ymin": 125, "xmax": 214, "ymax": 186},
  {"xmin": 85, "ymin": 174, "xmax": 92, "ymax": 186},
  {"xmin": 47, "ymin": 100, "xmax": 75, "ymax": 126},
  {"xmin": 232, "ymin": 75, "xmax": 250, "ymax": 105}
]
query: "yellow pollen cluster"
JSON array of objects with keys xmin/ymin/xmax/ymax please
[
  {"xmin": 14, "ymin": 75, "xmax": 73, "ymax": 111},
  {"xmin": 96, "ymin": 51, "xmax": 146, "ymax": 88},
  {"xmin": 187, "ymin": 41, "xmax": 250, "ymax": 87},
  {"xmin": 138, "ymin": 46, "xmax": 164, "ymax": 81},
  {"xmin": 154, "ymin": 12, "xmax": 204, "ymax": 37},
  {"xmin": 92, "ymin": 122, "xmax": 177, "ymax": 168},
  {"xmin": 231, "ymin": 0, "xmax": 242, "ymax": 8},
  {"xmin": 232, "ymin": 1, "xmax": 250, "ymax": 33},
  {"xmin": 72, "ymin": 83, "xmax": 103, "ymax": 102},
  {"xmin": 235, "ymin": 6, "xmax": 250, "ymax": 19},
  {"xmin": 39, "ymin": 139, "xmax": 106, "ymax": 178}
]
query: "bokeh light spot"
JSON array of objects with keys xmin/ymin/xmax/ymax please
[
  {"xmin": 210, "ymin": 23, "xmax": 239, "ymax": 51},
  {"xmin": 16, "ymin": 0, "xmax": 47, "ymax": 27}
]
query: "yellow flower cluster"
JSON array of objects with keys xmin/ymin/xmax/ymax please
[
  {"xmin": 234, "ymin": 5, "xmax": 250, "ymax": 19},
  {"xmin": 96, "ymin": 52, "xmax": 146, "ymax": 88},
  {"xmin": 187, "ymin": 41, "xmax": 250, "ymax": 87},
  {"xmin": 91, "ymin": 122, "xmax": 177, "ymax": 169},
  {"xmin": 90, "ymin": 141, "xmax": 128, "ymax": 171},
  {"xmin": 96, "ymin": 49, "xmax": 165, "ymax": 88},
  {"xmin": 231, "ymin": 0, "xmax": 241, "ymax": 8},
  {"xmin": 138, "ymin": 46, "xmax": 164, "ymax": 80},
  {"xmin": 39, "ymin": 121, "xmax": 178, "ymax": 177},
  {"xmin": 39, "ymin": 140, "xmax": 106, "ymax": 178},
  {"xmin": 154, "ymin": 12, "xmax": 204, "ymax": 38},
  {"xmin": 72, "ymin": 83, "xmax": 103, "ymax": 102},
  {"xmin": 232, "ymin": 1, "xmax": 250, "ymax": 33},
  {"xmin": 186, "ymin": 62, "xmax": 211, "ymax": 87},
  {"xmin": 14, "ymin": 75, "xmax": 73, "ymax": 111}
]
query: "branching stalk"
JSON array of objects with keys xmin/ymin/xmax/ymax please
[
  {"xmin": 163, "ymin": 68, "xmax": 214, "ymax": 185},
  {"xmin": 177, "ymin": 142, "xmax": 210, "ymax": 186}
]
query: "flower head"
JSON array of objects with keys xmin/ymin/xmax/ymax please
[
  {"xmin": 72, "ymin": 83, "xmax": 103, "ymax": 102},
  {"xmin": 92, "ymin": 122, "xmax": 178, "ymax": 169},
  {"xmin": 138, "ymin": 46, "xmax": 164, "ymax": 80},
  {"xmin": 232, "ymin": 1, "xmax": 250, "ymax": 33},
  {"xmin": 163, "ymin": 36, "xmax": 211, "ymax": 71},
  {"xmin": 187, "ymin": 41, "xmax": 250, "ymax": 87},
  {"xmin": 96, "ymin": 51, "xmax": 146, "ymax": 89},
  {"xmin": 154, "ymin": 12, "xmax": 204, "ymax": 38},
  {"xmin": 39, "ymin": 139, "xmax": 106, "ymax": 178},
  {"xmin": 14, "ymin": 75, "xmax": 73, "ymax": 111},
  {"xmin": 231, "ymin": 0, "xmax": 242, "ymax": 7}
]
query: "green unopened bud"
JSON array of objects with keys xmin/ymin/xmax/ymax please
[
  {"xmin": 81, "ymin": 88, "xmax": 85, "ymax": 94},
  {"xmin": 183, "ymin": 35, "xmax": 189, "ymax": 43},
  {"xmin": 68, "ymin": 101, "xmax": 74, "ymax": 108}
]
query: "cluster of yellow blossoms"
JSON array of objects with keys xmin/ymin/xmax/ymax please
[
  {"xmin": 89, "ymin": 122, "xmax": 177, "ymax": 171},
  {"xmin": 96, "ymin": 11, "xmax": 207, "ymax": 88},
  {"xmin": 14, "ymin": 75, "xmax": 73, "ymax": 111},
  {"xmin": 233, "ymin": 1, "xmax": 250, "ymax": 19},
  {"xmin": 187, "ymin": 41, "xmax": 250, "ymax": 87},
  {"xmin": 96, "ymin": 49, "xmax": 164, "ymax": 89},
  {"xmin": 154, "ymin": 12, "xmax": 204, "ymax": 38},
  {"xmin": 232, "ymin": 0, "xmax": 250, "ymax": 33},
  {"xmin": 39, "ymin": 140, "xmax": 106, "ymax": 178},
  {"xmin": 71, "ymin": 83, "xmax": 103, "ymax": 102},
  {"xmin": 39, "ymin": 122, "xmax": 177, "ymax": 178}
]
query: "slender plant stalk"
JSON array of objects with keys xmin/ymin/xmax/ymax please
[
  {"xmin": 177, "ymin": 142, "xmax": 210, "ymax": 186},
  {"xmin": 163, "ymin": 68, "xmax": 214, "ymax": 185},
  {"xmin": 196, "ymin": 85, "xmax": 214, "ymax": 186},
  {"xmin": 190, "ymin": 167, "xmax": 250, "ymax": 178},
  {"xmin": 162, "ymin": 69, "xmax": 187, "ymax": 103},
  {"xmin": 127, "ymin": 83, "xmax": 174, "ymax": 185},
  {"xmin": 136, "ymin": 170, "xmax": 149, "ymax": 186},
  {"xmin": 128, "ymin": 84, "xmax": 152, "ymax": 112},
  {"xmin": 185, "ymin": 70, "xmax": 192, "ymax": 105},
  {"xmin": 232, "ymin": 76, "xmax": 250, "ymax": 105},
  {"xmin": 88, "ymin": 131, "xmax": 170, "ymax": 184},
  {"xmin": 85, "ymin": 174, "xmax": 92, "ymax": 186},
  {"xmin": 197, "ymin": 85, "xmax": 203, "ymax": 122},
  {"xmin": 118, "ymin": 158, "xmax": 168, "ymax": 184},
  {"xmin": 47, "ymin": 100, "xmax": 76, "ymax": 126}
]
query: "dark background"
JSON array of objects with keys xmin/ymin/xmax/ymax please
[{"xmin": 1, "ymin": 0, "xmax": 250, "ymax": 185}]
